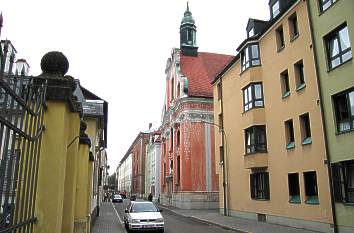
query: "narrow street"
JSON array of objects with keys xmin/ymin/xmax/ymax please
[{"xmin": 112, "ymin": 200, "xmax": 235, "ymax": 233}]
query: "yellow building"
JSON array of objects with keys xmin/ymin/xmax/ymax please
[{"xmin": 212, "ymin": 0, "xmax": 333, "ymax": 232}]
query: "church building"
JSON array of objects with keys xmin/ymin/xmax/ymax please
[{"xmin": 160, "ymin": 4, "xmax": 233, "ymax": 209}]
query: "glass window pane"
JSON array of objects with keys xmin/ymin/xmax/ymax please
[
  {"xmin": 322, "ymin": 0, "xmax": 331, "ymax": 11},
  {"xmin": 245, "ymin": 49, "xmax": 249, "ymax": 62},
  {"xmin": 330, "ymin": 38, "xmax": 339, "ymax": 57},
  {"xmin": 331, "ymin": 57, "xmax": 341, "ymax": 68},
  {"xmin": 252, "ymin": 60, "xmax": 260, "ymax": 66},
  {"xmin": 251, "ymin": 45, "xmax": 259, "ymax": 59},
  {"xmin": 248, "ymin": 87, "xmax": 253, "ymax": 101},
  {"xmin": 272, "ymin": 1, "xmax": 280, "ymax": 17},
  {"xmin": 244, "ymin": 89, "xmax": 248, "ymax": 103},
  {"xmin": 255, "ymin": 100, "xmax": 263, "ymax": 106},
  {"xmin": 342, "ymin": 51, "xmax": 352, "ymax": 63},
  {"xmin": 339, "ymin": 27, "xmax": 351, "ymax": 50},
  {"xmin": 349, "ymin": 91, "xmax": 354, "ymax": 116},
  {"xmin": 248, "ymin": 28, "xmax": 254, "ymax": 37},
  {"xmin": 246, "ymin": 131, "xmax": 251, "ymax": 146},
  {"xmin": 255, "ymin": 84, "xmax": 262, "ymax": 99}
]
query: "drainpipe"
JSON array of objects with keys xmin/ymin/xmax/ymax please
[
  {"xmin": 306, "ymin": 1, "xmax": 338, "ymax": 232},
  {"xmin": 220, "ymin": 77, "xmax": 228, "ymax": 216}
]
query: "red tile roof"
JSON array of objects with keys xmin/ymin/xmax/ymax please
[{"xmin": 181, "ymin": 52, "xmax": 234, "ymax": 98}]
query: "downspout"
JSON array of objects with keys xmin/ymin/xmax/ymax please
[
  {"xmin": 220, "ymin": 77, "xmax": 228, "ymax": 216},
  {"xmin": 306, "ymin": 1, "xmax": 338, "ymax": 232}
]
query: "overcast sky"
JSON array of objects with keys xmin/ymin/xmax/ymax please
[{"xmin": 1, "ymin": 0, "xmax": 269, "ymax": 174}]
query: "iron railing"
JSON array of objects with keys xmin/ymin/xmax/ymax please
[{"xmin": 0, "ymin": 65, "xmax": 47, "ymax": 232}]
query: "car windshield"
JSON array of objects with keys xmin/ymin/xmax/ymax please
[
  {"xmin": 131, "ymin": 202, "xmax": 158, "ymax": 212},
  {"xmin": 114, "ymin": 195, "xmax": 121, "ymax": 198}
]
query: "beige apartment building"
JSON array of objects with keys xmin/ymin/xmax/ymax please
[{"xmin": 212, "ymin": 0, "xmax": 333, "ymax": 232}]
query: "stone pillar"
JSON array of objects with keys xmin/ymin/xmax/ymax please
[
  {"xmin": 74, "ymin": 121, "xmax": 91, "ymax": 233},
  {"xmin": 61, "ymin": 112, "xmax": 80, "ymax": 233},
  {"xmin": 33, "ymin": 52, "xmax": 82, "ymax": 233}
]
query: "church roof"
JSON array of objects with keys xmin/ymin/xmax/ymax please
[{"xmin": 180, "ymin": 52, "xmax": 234, "ymax": 98}]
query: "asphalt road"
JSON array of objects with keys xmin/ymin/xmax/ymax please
[{"xmin": 113, "ymin": 199, "xmax": 234, "ymax": 233}]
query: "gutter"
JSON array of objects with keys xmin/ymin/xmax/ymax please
[{"xmin": 306, "ymin": 1, "xmax": 338, "ymax": 232}]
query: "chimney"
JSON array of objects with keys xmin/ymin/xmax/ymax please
[{"xmin": 149, "ymin": 123, "xmax": 153, "ymax": 130}]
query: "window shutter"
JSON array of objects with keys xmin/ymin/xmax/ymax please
[
  {"xmin": 264, "ymin": 172, "xmax": 270, "ymax": 200},
  {"xmin": 250, "ymin": 174, "xmax": 255, "ymax": 199},
  {"xmin": 331, "ymin": 163, "xmax": 343, "ymax": 202}
]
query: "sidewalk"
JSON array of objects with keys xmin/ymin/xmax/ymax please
[
  {"xmin": 92, "ymin": 202, "xmax": 124, "ymax": 233},
  {"xmin": 159, "ymin": 205, "xmax": 321, "ymax": 233}
]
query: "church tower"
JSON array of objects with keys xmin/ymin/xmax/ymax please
[
  {"xmin": 180, "ymin": 2, "xmax": 198, "ymax": 56},
  {"xmin": 0, "ymin": 13, "xmax": 3, "ymax": 38}
]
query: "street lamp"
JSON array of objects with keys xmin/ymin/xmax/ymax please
[{"xmin": 200, "ymin": 120, "xmax": 228, "ymax": 216}]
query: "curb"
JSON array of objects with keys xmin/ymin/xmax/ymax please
[{"xmin": 159, "ymin": 206, "xmax": 251, "ymax": 233}]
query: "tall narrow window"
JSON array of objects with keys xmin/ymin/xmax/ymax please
[
  {"xmin": 243, "ymin": 83, "xmax": 264, "ymax": 112},
  {"xmin": 285, "ymin": 119, "xmax": 295, "ymax": 149},
  {"xmin": 170, "ymin": 128, "xmax": 174, "ymax": 152},
  {"xmin": 304, "ymin": 171, "xmax": 319, "ymax": 204},
  {"xmin": 288, "ymin": 173, "xmax": 300, "ymax": 203},
  {"xmin": 163, "ymin": 163, "xmax": 166, "ymax": 184},
  {"xmin": 245, "ymin": 125, "xmax": 267, "ymax": 154},
  {"xmin": 250, "ymin": 172, "xmax": 270, "ymax": 200},
  {"xmin": 177, "ymin": 83, "xmax": 180, "ymax": 97},
  {"xmin": 289, "ymin": 13, "xmax": 299, "ymax": 40},
  {"xmin": 326, "ymin": 24, "xmax": 352, "ymax": 70},
  {"xmin": 300, "ymin": 113, "xmax": 312, "ymax": 145},
  {"xmin": 248, "ymin": 28, "xmax": 255, "ymax": 38},
  {"xmin": 333, "ymin": 89, "xmax": 354, "ymax": 132},
  {"xmin": 319, "ymin": 0, "xmax": 337, "ymax": 12},
  {"xmin": 218, "ymin": 113, "xmax": 223, "ymax": 131},
  {"xmin": 241, "ymin": 43, "xmax": 260, "ymax": 72},
  {"xmin": 171, "ymin": 78, "xmax": 175, "ymax": 101},
  {"xmin": 217, "ymin": 82, "xmax": 222, "ymax": 100},
  {"xmin": 177, "ymin": 156, "xmax": 181, "ymax": 183},
  {"xmin": 294, "ymin": 60, "xmax": 305, "ymax": 91},
  {"xmin": 219, "ymin": 146, "xmax": 224, "ymax": 164},
  {"xmin": 176, "ymin": 130, "xmax": 180, "ymax": 148},
  {"xmin": 332, "ymin": 160, "xmax": 354, "ymax": 203},
  {"xmin": 276, "ymin": 26, "xmax": 285, "ymax": 51},
  {"xmin": 280, "ymin": 70, "xmax": 290, "ymax": 98},
  {"xmin": 271, "ymin": 1, "xmax": 280, "ymax": 18}
]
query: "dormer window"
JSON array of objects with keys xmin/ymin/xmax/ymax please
[
  {"xmin": 271, "ymin": 1, "xmax": 280, "ymax": 19},
  {"xmin": 248, "ymin": 28, "xmax": 255, "ymax": 38},
  {"xmin": 241, "ymin": 43, "xmax": 261, "ymax": 72}
]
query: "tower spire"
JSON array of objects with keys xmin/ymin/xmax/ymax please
[
  {"xmin": 180, "ymin": 2, "xmax": 198, "ymax": 56},
  {"xmin": 0, "ymin": 12, "xmax": 3, "ymax": 38}
]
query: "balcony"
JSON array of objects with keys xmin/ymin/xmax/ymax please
[{"xmin": 244, "ymin": 153, "xmax": 268, "ymax": 169}]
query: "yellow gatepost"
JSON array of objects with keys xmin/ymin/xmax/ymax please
[
  {"xmin": 61, "ymin": 112, "xmax": 81, "ymax": 233},
  {"xmin": 32, "ymin": 51, "xmax": 85, "ymax": 233},
  {"xmin": 74, "ymin": 121, "xmax": 91, "ymax": 233},
  {"xmin": 33, "ymin": 101, "xmax": 70, "ymax": 233},
  {"xmin": 87, "ymin": 152, "xmax": 94, "ymax": 233}
]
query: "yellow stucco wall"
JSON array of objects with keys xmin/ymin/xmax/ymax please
[
  {"xmin": 214, "ymin": 0, "xmax": 332, "ymax": 226},
  {"xmin": 74, "ymin": 142, "xmax": 90, "ymax": 233},
  {"xmin": 33, "ymin": 101, "xmax": 74, "ymax": 233},
  {"xmin": 62, "ymin": 112, "xmax": 81, "ymax": 233}
]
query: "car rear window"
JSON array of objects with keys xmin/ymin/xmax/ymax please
[{"xmin": 131, "ymin": 202, "xmax": 158, "ymax": 212}]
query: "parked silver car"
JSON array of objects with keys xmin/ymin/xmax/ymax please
[{"xmin": 124, "ymin": 201, "xmax": 164, "ymax": 233}]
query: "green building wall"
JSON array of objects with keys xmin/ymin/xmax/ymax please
[{"xmin": 307, "ymin": 0, "xmax": 354, "ymax": 232}]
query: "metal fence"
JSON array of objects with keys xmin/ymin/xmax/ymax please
[{"xmin": 0, "ymin": 65, "xmax": 47, "ymax": 232}]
